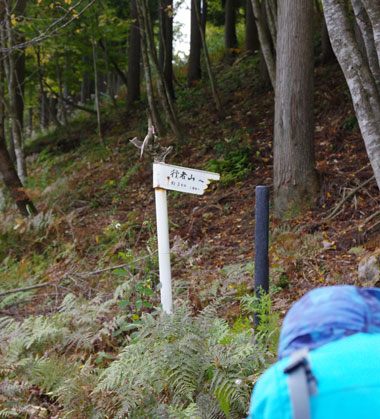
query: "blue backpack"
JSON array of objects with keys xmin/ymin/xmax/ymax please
[{"xmin": 248, "ymin": 285, "xmax": 380, "ymax": 419}]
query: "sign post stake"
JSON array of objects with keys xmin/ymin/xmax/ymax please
[
  {"xmin": 153, "ymin": 162, "xmax": 220, "ymax": 314},
  {"xmin": 154, "ymin": 187, "xmax": 173, "ymax": 314}
]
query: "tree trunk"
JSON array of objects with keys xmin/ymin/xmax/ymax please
[
  {"xmin": 90, "ymin": 8, "xmax": 103, "ymax": 143},
  {"xmin": 127, "ymin": 0, "xmax": 141, "ymax": 107},
  {"xmin": 0, "ymin": 2, "xmax": 36, "ymax": 216},
  {"xmin": 101, "ymin": 37, "xmax": 117, "ymax": 109},
  {"xmin": 35, "ymin": 46, "xmax": 48, "ymax": 131},
  {"xmin": 138, "ymin": 0, "xmax": 182, "ymax": 140},
  {"xmin": 322, "ymin": 0, "xmax": 380, "ymax": 192},
  {"xmin": 136, "ymin": 1, "xmax": 164, "ymax": 136},
  {"xmin": 251, "ymin": 0, "xmax": 276, "ymax": 89},
  {"xmin": 193, "ymin": 0, "xmax": 222, "ymax": 114},
  {"xmin": 4, "ymin": 1, "xmax": 26, "ymax": 184},
  {"xmin": 360, "ymin": 0, "xmax": 380, "ymax": 80},
  {"xmin": 48, "ymin": 95, "xmax": 61, "ymax": 127},
  {"xmin": 14, "ymin": 0, "xmax": 26, "ymax": 136},
  {"xmin": 159, "ymin": 0, "xmax": 175, "ymax": 99},
  {"xmin": 273, "ymin": 0, "xmax": 318, "ymax": 217},
  {"xmin": 188, "ymin": 0, "xmax": 202, "ymax": 86},
  {"xmin": 264, "ymin": 0, "xmax": 277, "ymax": 48},
  {"xmin": 80, "ymin": 56, "xmax": 91, "ymax": 104},
  {"xmin": 245, "ymin": 0, "xmax": 260, "ymax": 54},
  {"xmin": 321, "ymin": 13, "xmax": 335, "ymax": 64},
  {"xmin": 55, "ymin": 52, "xmax": 68, "ymax": 126},
  {"xmin": 225, "ymin": 0, "xmax": 238, "ymax": 57},
  {"xmin": 351, "ymin": 0, "xmax": 380, "ymax": 94}
]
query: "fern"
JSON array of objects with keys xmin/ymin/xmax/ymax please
[{"xmin": 95, "ymin": 301, "xmax": 275, "ymax": 417}]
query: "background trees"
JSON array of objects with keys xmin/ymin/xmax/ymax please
[{"xmin": 0, "ymin": 0, "xmax": 378, "ymax": 220}]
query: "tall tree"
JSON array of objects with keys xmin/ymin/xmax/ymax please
[
  {"xmin": 0, "ymin": 1, "xmax": 36, "ymax": 216},
  {"xmin": 159, "ymin": 0, "xmax": 175, "ymax": 99},
  {"xmin": 322, "ymin": 0, "xmax": 380, "ymax": 192},
  {"xmin": 3, "ymin": 0, "xmax": 27, "ymax": 184},
  {"xmin": 245, "ymin": 0, "xmax": 259, "ymax": 54},
  {"xmin": 137, "ymin": 0, "xmax": 182, "ymax": 139},
  {"xmin": 273, "ymin": 0, "xmax": 318, "ymax": 216},
  {"xmin": 351, "ymin": 0, "xmax": 380, "ymax": 93},
  {"xmin": 127, "ymin": 0, "xmax": 141, "ymax": 107},
  {"xmin": 188, "ymin": 0, "xmax": 202, "ymax": 86},
  {"xmin": 251, "ymin": 0, "xmax": 276, "ymax": 88},
  {"xmin": 225, "ymin": 0, "xmax": 238, "ymax": 57}
]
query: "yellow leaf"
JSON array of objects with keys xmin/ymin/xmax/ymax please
[{"xmin": 95, "ymin": 236, "xmax": 99, "ymax": 243}]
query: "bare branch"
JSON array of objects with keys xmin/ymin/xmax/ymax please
[{"xmin": 0, "ymin": 0, "xmax": 97, "ymax": 52}]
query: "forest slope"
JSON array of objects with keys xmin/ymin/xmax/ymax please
[{"xmin": 0, "ymin": 57, "xmax": 379, "ymax": 416}]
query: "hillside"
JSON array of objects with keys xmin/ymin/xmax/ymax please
[{"xmin": 0, "ymin": 57, "xmax": 379, "ymax": 416}]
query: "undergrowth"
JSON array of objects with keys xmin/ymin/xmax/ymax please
[{"xmin": 0, "ymin": 292, "xmax": 277, "ymax": 418}]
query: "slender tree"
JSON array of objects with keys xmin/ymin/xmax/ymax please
[
  {"xmin": 251, "ymin": 0, "xmax": 276, "ymax": 88},
  {"xmin": 159, "ymin": 0, "xmax": 175, "ymax": 99},
  {"xmin": 127, "ymin": 0, "xmax": 141, "ymax": 107},
  {"xmin": 3, "ymin": 0, "xmax": 27, "ymax": 183},
  {"xmin": 0, "ymin": 1, "xmax": 36, "ymax": 216},
  {"xmin": 322, "ymin": 0, "xmax": 380, "ymax": 191},
  {"xmin": 245, "ymin": 0, "xmax": 259, "ymax": 54},
  {"xmin": 137, "ymin": 0, "xmax": 182, "ymax": 139},
  {"xmin": 225, "ymin": 0, "xmax": 238, "ymax": 57},
  {"xmin": 188, "ymin": 0, "xmax": 202, "ymax": 86}
]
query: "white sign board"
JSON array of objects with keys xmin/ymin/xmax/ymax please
[{"xmin": 153, "ymin": 162, "xmax": 220, "ymax": 195}]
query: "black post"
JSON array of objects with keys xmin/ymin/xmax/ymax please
[{"xmin": 254, "ymin": 185, "xmax": 270, "ymax": 327}]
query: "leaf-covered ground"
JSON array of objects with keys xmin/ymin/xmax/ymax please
[
  {"xmin": 0, "ymin": 57, "xmax": 379, "ymax": 416},
  {"xmin": 3, "ymin": 58, "xmax": 380, "ymax": 316}
]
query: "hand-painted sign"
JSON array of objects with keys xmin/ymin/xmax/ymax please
[{"xmin": 153, "ymin": 162, "xmax": 220, "ymax": 195}]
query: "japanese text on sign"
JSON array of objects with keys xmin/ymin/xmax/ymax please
[{"xmin": 153, "ymin": 163, "xmax": 220, "ymax": 195}]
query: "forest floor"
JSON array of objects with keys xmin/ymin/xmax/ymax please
[
  {"xmin": 0, "ymin": 55, "xmax": 380, "ymax": 417},
  {"xmin": 2, "ymin": 57, "xmax": 380, "ymax": 320}
]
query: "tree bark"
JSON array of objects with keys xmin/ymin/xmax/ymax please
[
  {"xmin": 188, "ymin": 0, "xmax": 202, "ymax": 86},
  {"xmin": 251, "ymin": 0, "xmax": 276, "ymax": 89},
  {"xmin": 138, "ymin": 0, "xmax": 182, "ymax": 140},
  {"xmin": 0, "ymin": 2, "xmax": 36, "ymax": 216},
  {"xmin": 264, "ymin": 0, "xmax": 277, "ymax": 48},
  {"xmin": 351, "ymin": 0, "xmax": 380, "ymax": 94},
  {"xmin": 159, "ymin": 0, "xmax": 175, "ymax": 99},
  {"xmin": 193, "ymin": 0, "xmax": 222, "ymax": 115},
  {"xmin": 4, "ymin": 1, "xmax": 26, "ymax": 184},
  {"xmin": 136, "ymin": 1, "xmax": 164, "ymax": 136},
  {"xmin": 273, "ymin": 0, "xmax": 318, "ymax": 216},
  {"xmin": 321, "ymin": 13, "xmax": 335, "ymax": 64},
  {"xmin": 126, "ymin": 0, "xmax": 141, "ymax": 107},
  {"xmin": 225, "ymin": 0, "xmax": 238, "ymax": 57},
  {"xmin": 322, "ymin": 0, "xmax": 380, "ymax": 192},
  {"xmin": 90, "ymin": 7, "xmax": 103, "ymax": 143},
  {"xmin": 245, "ymin": 0, "xmax": 260, "ymax": 54},
  {"xmin": 360, "ymin": 0, "xmax": 380, "ymax": 77},
  {"xmin": 55, "ymin": 52, "xmax": 68, "ymax": 126}
]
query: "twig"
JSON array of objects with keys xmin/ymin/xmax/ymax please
[
  {"xmin": 79, "ymin": 252, "xmax": 157, "ymax": 276},
  {"xmin": 0, "ymin": 282, "xmax": 52, "ymax": 297},
  {"xmin": 324, "ymin": 175, "xmax": 375, "ymax": 221}
]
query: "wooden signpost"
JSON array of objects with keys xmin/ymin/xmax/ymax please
[{"xmin": 153, "ymin": 163, "xmax": 220, "ymax": 313}]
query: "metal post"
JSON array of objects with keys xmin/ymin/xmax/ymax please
[
  {"xmin": 254, "ymin": 185, "xmax": 270, "ymax": 326},
  {"xmin": 154, "ymin": 188, "xmax": 173, "ymax": 314}
]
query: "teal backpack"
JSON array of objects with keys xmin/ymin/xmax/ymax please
[{"xmin": 248, "ymin": 286, "xmax": 380, "ymax": 419}]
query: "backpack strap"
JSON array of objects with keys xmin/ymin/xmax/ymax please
[{"xmin": 283, "ymin": 348, "xmax": 318, "ymax": 419}]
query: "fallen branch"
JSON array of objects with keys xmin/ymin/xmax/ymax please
[
  {"xmin": 79, "ymin": 252, "xmax": 157, "ymax": 276},
  {"xmin": 324, "ymin": 175, "xmax": 375, "ymax": 221},
  {"xmin": 0, "ymin": 282, "xmax": 52, "ymax": 297}
]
